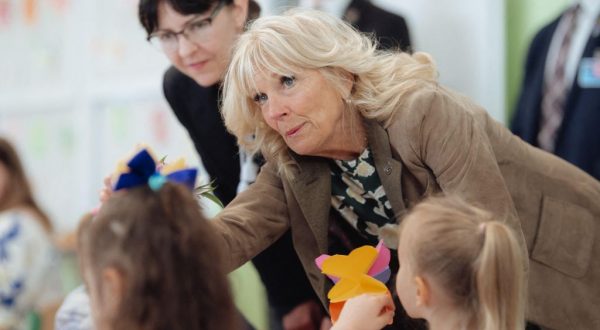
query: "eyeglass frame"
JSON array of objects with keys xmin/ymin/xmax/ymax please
[{"xmin": 146, "ymin": 0, "xmax": 227, "ymax": 53}]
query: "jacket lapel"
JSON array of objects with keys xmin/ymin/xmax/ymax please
[
  {"xmin": 288, "ymin": 155, "xmax": 332, "ymax": 253},
  {"xmin": 366, "ymin": 119, "xmax": 406, "ymax": 221}
]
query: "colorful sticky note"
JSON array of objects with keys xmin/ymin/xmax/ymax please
[
  {"xmin": 0, "ymin": 0, "xmax": 10, "ymax": 27},
  {"xmin": 24, "ymin": 0, "xmax": 36, "ymax": 26}
]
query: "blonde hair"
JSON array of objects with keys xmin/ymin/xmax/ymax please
[
  {"xmin": 222, "ymin": 8, "xmax": 437, "ymax": 178},
  {"xmin": 402, "ymin": 196, "xmax": 525, "ymax": 330}
]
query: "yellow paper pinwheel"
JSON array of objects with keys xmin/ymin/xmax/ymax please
[{"xmin": 321, "ymin": 245, "xmax": 388, "ymax": 303}]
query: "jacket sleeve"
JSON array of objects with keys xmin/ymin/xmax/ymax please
[{"xmin": 210, "ymin": 162, "xmax": 291, "ymax": 273}]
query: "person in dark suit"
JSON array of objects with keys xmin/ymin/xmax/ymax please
[
  {"xmin": 512, "ymin": 1, "xmax": 600, "ymax": 180},
  {"xmin": 290, "ymin": 0, "xmax": 411, "ymax": 51},
  {"xmin": 342, "ymin": 0, "xmax": 411, "ymax": 51}
]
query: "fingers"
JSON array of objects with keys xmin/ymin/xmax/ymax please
[
  {"xmin": 371, "ymin": 294, "xmax": 395, "ymax": 327},
  {"xmin": 333, "ymin": 293, "xmax": 395, "ymax": 330},
  {"xmin": 99, "ymin": 175, "xmax": 113, "ymax": 203},
  {"xmin": 374, "ymin": 293, "xmax": 395, "ymax": 314}
]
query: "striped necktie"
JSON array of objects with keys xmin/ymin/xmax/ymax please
[{"xmin": 537, "ymin": 5, "xmax": 581, "ymax": 152}]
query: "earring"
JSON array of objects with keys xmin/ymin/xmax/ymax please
[{"xmin": 344, "ymin": 96, "xmax": 353, "ymax": 107}]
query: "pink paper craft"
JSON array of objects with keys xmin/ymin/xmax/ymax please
[
  {"xmin": 367, "ymin": 240, "xmax": 391, "ymax": 276},
  {"xmin": 315, "ymin": 254, "xmax": 339, "ymax": 283}
]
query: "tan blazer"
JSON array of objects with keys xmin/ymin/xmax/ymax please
[{"xmin": 213, "ymin": 84, "xmax": 600, "ymax": 330}]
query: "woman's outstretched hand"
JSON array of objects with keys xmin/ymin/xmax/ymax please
[{"xmin": 331, "ymin": 293, "xmax": 395, "ymax": 330}]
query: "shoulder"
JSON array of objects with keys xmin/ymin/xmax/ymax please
[
  {"xmin": 385, "ymin": 83, "xmax": 481, "ymax": 128},
  {"xmin": 55, "ymin": 286, "xmax": 94, "ymax": 330},
  {"xmin": 528, "ymin": 14, "xmax": 561, "ymax": 54},
  {"xmin": 162, "ymin": 66, "xmax": 216, "ymax": 118},
  {"xmin": 163, "ymin": 66, "xmax": 193, "ymax": 92},
  {"xmin": 383, "ymin": 84, "xmax": 486, "ymax": 152},
  {"xmin": 162, "ymin": 66, "xmax": 211, "ymax": 103}
]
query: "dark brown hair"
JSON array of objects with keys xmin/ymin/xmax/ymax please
[
  {"xmin": 78, "ymin": 182, "xmax": 237, "ymax": 330},
  {"xmin": 138, "ymin": 0, "xmax": 260, "ymax": 36},
  {"xmin": 0, "ymin": 137, "xmax": 52, "ymax": 231}
]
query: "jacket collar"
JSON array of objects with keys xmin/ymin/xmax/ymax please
[{"xmin": 365, "ymin": 119, "xmax": 406, "ymax": 219}]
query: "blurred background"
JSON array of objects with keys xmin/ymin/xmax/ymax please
[{"xmin": 0, "ymin": 0, "xmax": 574, "ymax": 328}]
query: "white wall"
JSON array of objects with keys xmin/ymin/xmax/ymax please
[{"xmin": 374, "ymin": 0, "xmax": 506, "ymax": 122}]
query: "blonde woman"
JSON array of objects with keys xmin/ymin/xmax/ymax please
[
  {"xmin": 217, "ymin": 9, "xmax": 596, "ymax": 329},
  {"xmin": 334, "ymin": 196, "xmax": 525, "ymax": 330}
]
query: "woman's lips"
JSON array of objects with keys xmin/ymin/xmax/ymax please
[
  {"xmin": 188, "ymin": 60, "xmax": 208, "ymax": 70},
  {"xmin": 286, "ymin": 123, "xmax": 305, "ymax": 137}
]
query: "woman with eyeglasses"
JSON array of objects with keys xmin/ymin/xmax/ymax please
[{"xmin": 56, "ymin": 1, "xmax": 324, "ymax": 330}]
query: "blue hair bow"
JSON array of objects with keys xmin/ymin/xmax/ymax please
[{"xmin": 113, "ymin": 149, "xmax": 197, "ymax": 192}]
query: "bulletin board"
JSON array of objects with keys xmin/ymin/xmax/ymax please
[{"xmin": 0, "ymin": 0, "xmax": 196, "ymax": 233}]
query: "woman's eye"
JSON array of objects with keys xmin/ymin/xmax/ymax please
[
  {"xmin": 189, "ymin": 19, "xmax": 210, "ymax": 32},
  {"xmin": 253, "ymin": 93, "xmax": 268, "ymax": 105},
  {"xmin": 159, "ymin": 33, "xmax": 176, "ymax": 42},
  {"xmin": 281, "ymin": 76, "xmax": 295, "ymax": 88}
]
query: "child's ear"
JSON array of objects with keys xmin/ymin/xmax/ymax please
[
  {"xmin": 414, "ymin": 276, "xmax": 430, "ymax": 307},
  {"xmin": 102, "ymin": 267, "xmax": 125, "ymax": 313}
]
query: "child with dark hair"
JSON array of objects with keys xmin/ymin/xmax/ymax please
[{"xmin": 77, "ymin": 150, "xmax": 238, "ymax": 330}]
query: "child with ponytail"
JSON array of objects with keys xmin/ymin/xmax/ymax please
[{"xmin": 333, "ymin": 195, "xmax": 525, "ymax": 330}]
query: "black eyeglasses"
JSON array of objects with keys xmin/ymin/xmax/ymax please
[{"xmin": 147, "ymin": 1, "xmax": 226, "ymax": 53}]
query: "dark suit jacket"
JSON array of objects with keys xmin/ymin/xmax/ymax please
[
  {"xmin": 163, "ymin": 67, "xmax": 318, "ymax": 317},
  {"xmin": 511, "ymin": 13, "xmax": 600, "ymax": 179},
  {"xmin": 344, "ymin": 0, "xmax": 411, "ymax": 51}
]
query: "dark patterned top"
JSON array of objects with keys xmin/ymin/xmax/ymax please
[{"xmin": 330, "ymin": 148, "xmax": 399, "ymax": 249}]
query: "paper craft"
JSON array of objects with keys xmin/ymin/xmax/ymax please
[{"xmin": 315, "ymin": 240, "xmax": 391, "ymax": 323}]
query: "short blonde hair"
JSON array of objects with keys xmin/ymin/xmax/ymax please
[
  {"xmin": 402, "ymin": 196, "xmax": 525, "ymax": 330},
  {"xmin": 222, "ymin": 8, "xmax": 437, "ymax": 178}
]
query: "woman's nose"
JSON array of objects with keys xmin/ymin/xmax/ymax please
[
  {"xmin": 177, "ymin": 36, "xmax": 198, "ymax": 58},
  {"xmin": 265, "ymin": 96, "xmax": 287, "ymax": 121}
]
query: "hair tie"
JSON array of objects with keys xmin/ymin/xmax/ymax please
[{"xmin": 148, "ymin": 173, "xmax": 167, "ymax": 191}]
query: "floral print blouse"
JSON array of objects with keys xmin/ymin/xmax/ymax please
[{"xmin": 330, "ymin": 148, "xmax": 399, "ymax": 249}]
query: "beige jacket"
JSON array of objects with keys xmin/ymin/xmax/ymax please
[{"xmin": 213, "ymin": 84, "xmax": 600, "ymax": 330}]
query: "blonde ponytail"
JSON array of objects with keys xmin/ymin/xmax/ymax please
[{"xmin": 475, "ymin": 222, "xmax": 525, "ymax": 330}]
